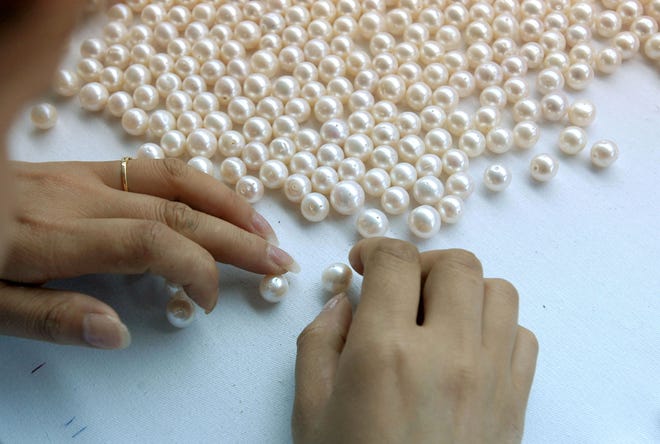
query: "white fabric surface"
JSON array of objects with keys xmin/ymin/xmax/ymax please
[{"xmin": 1, "ymin": 18, "xmax": 660, "ymax": 444}]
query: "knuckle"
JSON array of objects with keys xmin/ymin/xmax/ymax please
[
  {"xmin": 160, "ymin": 200, "xmax": 200, "ymax": 234},
  {"xmin": 128, "ymin": 220, "xmax": 167, "ymax": 265},
  {"xmin": 443, "ymin": 249, "xmax": 483, "ymax": 273},
  {"xmin": 296, "ymin": 322, "xmax": 326, "ymax": 351},
  {"xmin": 368, "ymin": 238, "xmax": 420, "ymax": 267},
  {"xmin": 33, "ymin": 296, "xmax": 83, "ymax": 343},
  {"xmin": 487, "ymin": 278, "xmax": 519, "ymax": 306},
  {"xmin": 160, "ymin": 158, "xmax": 190, "ymax": 183}
]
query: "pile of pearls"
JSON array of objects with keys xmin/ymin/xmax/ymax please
[{"xmin": 52, "ymin": 0, "xmax": 642, "ymax": 239}]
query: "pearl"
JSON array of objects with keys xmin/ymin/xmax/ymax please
[
  {"xmin": 166, "ymin": 91, "xmax": 193, "ymax": 117},
  {"xmin": 321, "ymin": 263, "xmax": 353, "ymax": 293},
  {"xmin": 372, "ymin": 100, "xmax": 398, "ymax": 123},
  {"xmin": 155, "ymin": 73, "xmax": 181, "ymax": 98},
  {"xmin": 235, "ymin": 175, "xmax": 265, "ymax": 204},
  {"xmin": 483, "ymin": 164, "xmax": 512, "ymax": 192},
  {"xmin": 398, "ymin": 135, "xmax": 426, "ymax": 164},
  {"xmin": 183, "ymin": 74, "xmax": 208, "ymax": 96},
  {"xmin": 595, "ymin": 47, "xmax": 623, "ymax": 74},
  {"xmin": 259, "ymin": 275, "xmax": 289, "ymax": 303},
  {"xmin": 347, "ymin": 111, "xmax": 375, "ymax": 135},
  {"xmin": 219, "ymin": 157, "xmax": 247, "ymax": 184},
  {"xmin": 259, "ymin": 160, "xmax": 289, "ymax": 189},
  {"xmin": 439, "ymin": 195, "xmax": 464, "ymax": 224},
  {"xmin": 530, "ymin": 154, "xmax": 559, "ymax": 182},
  {"xmin": 613, "ymin": 32, "xmax": 641, "ymax": 60},
  {"xmin": 204, "ymin": 111, "xmax": 232, "ymax": 137},
  {"xmin": 243, "ymin": 117, "xmax": 272, "ymax": 143},
  {"xmin": 486, "ymin": 127, "xmax": 513, "ymax": 154},
  {"xmin": 512, "ymin": 99, "xmax": 541, "ymax": 123},
  {"xmin": 362, "ymin": 168, "xmax": 391, "ymax": 197},
  {"xmin": 53, "ymin": 69, "xmax": 80, "ymax": 97},
  {"xmin": 338, "ymin": 158, "xmax": 367, "ymax": 181},
  {"xmin": 503, "ymin": 77, "xmax": 529, "ymax": 103},
  {"xmin": 479, "ymin": 86, "xmax": 508, "ymax": 109},
  {"xmin": 99, "ymin": 67, "xmax": 124, "ymax": 93},
  {"xmin": 416, "ymin": 154, "xmax": 443, "ymax": 177},
  {"xmin": 148, "ymin": 110, "xmax": 176, "ymax": 138},
  {"xmin": 133, "ymin": 85, "xmax": 159, "ymax": 111},
  {"xmin": 79, "ymin": 82, "xmax": 109, "ymax": 112},
  {"xmin": 390, "ymin": 163, "xmax": 418, "ymax": 189},
  {"xmin": 121, "ymin": 108, "xmax": 149, "ymax": 136},
  {"xmin": 344, "ymin": 134, "xmax": 374, "ymax": 161},
  {"xmin": 228, "ymin": 96, "xmax": 256, "ymax": 124},
  {"xmin": 519, "ymin": 42, "xmax": 545, "ymax": 69},
  {"xmin": 445, "ymin": 172, "xmax": 475, "ymax": 200},
  {"xmin": 300, "ymin": 193, "xmax": 331, "ymax": 222},
  {"xmin": 317, "ymin": 144, "xmax": 345, "ymax": 168},
  {"xmin": 330, "ymin": 181, "xmax": 365, "ymax": 216},
  {"xmin": 166, "ymin": 291, "xmax": 196, "ymax": 328},
  {"xmin": 296, "ymin": 129, "xmax": 322, "ymax": 153},
  {"xmin": 643, "ymin": 33, "xmax": 660, "ymax": 60},
  {"xmin": 442, "ymin": 149, "xmax": 470, "ymax": 175},
  {"xmin": 160, "ymin": 130, "xmax": 187, "ymax": 157},
  {"xmin": 356, "ymin": 208, "xmax": 389, "ymax": 238},
  {"xmin": 419, "ymin": 106, "xmax": 446, "ymax": 132},
  {"xmin": 448, "ymin": 71, "xmax": 476, "ymax": 98},
  {"xmin": 536, "ymin": 68, "xmax": 564, "ymax": 95},
  {"xmin": 314, "ymin": 96, "xmax": 344, "ymax": 122},
  {"xmin": 269, "ymin": 137, "xmax": 296, "ymax": 163},
  {"xmin": 596, "ymin": 11, "xmax": 622, "ymax": 38},
  {"xmin": 591, "ymin": 140, "xmax": 619, "ymax": 168},
  {"xmin": 424, "ymin": 128, "xmax": 453, "ymax": 156},
  {"xmin": 474, "ymin": 62, "xmax": 503, "ymax": 90},
  {"xmin": 459, "ymin": 130, "xmax": 486, "ymax": 158},
  {"xmin": 408, "ymin": 205, "xmax": 441, "ymax": 239},
  {"xmin": 30, "ymin": 104, "xmax": 58, "ymax": 130},
  {"xmin": 558, "ymin": 126, "xmax": 587, "ymax": 155},
  {"xmin": 446, "ymin": 110, "xmax": 472, "ymax": 136},
  {"xmin": 541, "ymin": 92, "xmax": 569, "ymax": 122},
  {"xmin": 474, "ymin": 106, "xmax": 501, "ymax": 134},
  {"xmin": 290, "ymin": 152, "xmax": 318, "ymax": 177},
  {"xmin": 377, "ymin": 74, "xmax": 406, "ymax": 103},
  {"xmin": 242, "ymin": 142, "xmax": 269, "ymax": 171},
  {"xmin": 567, "ymin": 100, "xmax": 596, "ymax": 127},
  {"xmin": 214, "ymin": 76, "xmax": 242, "ymax": 106},
  {"xmin": 137, "ymin": 143, "xmax": 165, "ymax": 160},
  {"xmin": 312, "ymin": 167, "xmax": 339, "ymax": 195},
  {"xmin": 413, "ymin": 176, "xmax": 444, "ymax": 205},
  {"xmin": 284, "ymin": 174, "xmax": 312, "ymax": 203},
  {"xmin": 513, "ymin": 121, "xmax": 541, "ymax": 150},
  {"xmin": 188, "ymin": 156, "xmax": 216, "ymax": 176},
  {"xmin": 380, "ymin": 186, "xmax": 410, "ymax": 215}
]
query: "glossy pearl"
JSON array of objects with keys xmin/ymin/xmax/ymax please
[
  {"xmin": 166, "ymin": 291, "xmax": 196, "ymax": 328},
  {"xmin": 160, "ymin": 130, "xmax": 187, "ymax": 158},
  {"xmin": 259, "ymin": 160, "xmax": 289, "ymax": 189},
  {"xmin": 338, "ymin": 158, "xmax": 367, "ymax": 181},
  {"xmin": 408, "ymin": 205, "xmax": 441, "ymax": 239},
  {"xmin": 137, "ymin": 143, "xmax": 165, "ymax": 160},
  {"xmin": 218, "ymin": 131, "xmax": 246, "ymax": 157},
  {"xmin": 330, "ymin": 181, "xmax": 365, "ymax": 216},
  {"xmin": 149, "ymin": 110, "xmax": 176, "ymax": 138},
  {"xmin": 301, "ymin": 192, "xmax": 331, "ymax": 222},
  {"xmin": 512, "ymin": 99, "xmax": 541, "ymax": 123},
  {"xmin": 79, "ymin": 82, "xmax": 109, "ymax": 112},
  {"xmin": 187, "ymin": 129, "xmax": 217, "ymax": 158},
  {"xmin": 567, "ymin": 100, "xmax": 596, "ymax": 127},
  {"xmin": 390, "ymin": 163, "xmax": 418, "ymax": 189},
  {"xmin": 458, "ymin": 130, "xmax": 486, "ymax": 158},
  {"xmin": 121, "ymin": 108, "xmax": 149, "ymax": 136},
  {"xmin": 259, "ymin": 275, "xmax": 289, "ymax": 303},
  {"xmin": 438, "ymin": 195, "xmax": 464, "ymax": 224},
  {"xmin": 590, "ymin": 140, "xmax": 619, "ymax": 168},
  {"xmin": 445, "ymin": 172, "xmax": 475, "ymax": 200},
  {"xmin": 284, "ymin": 174, "xmax": 312, "ymax": 203},
  {"xmin": 380, "ymin": 186, "xmax": 410, "ymax": 215},
  {"xmin": 442, "ymin": 149, "xmax": 470, "ymax": 175},
  {"xmin": 321, "ymin": 263, "xmax": 353, "ymax": 294},
  {"xmin": 356, "ymin": 208, "xmax": 389, "ymax": 238},
  {"xmin": 53, "ymin": 69, "xmax": 81, "ymax": 97},
  {"xmin": 530, "ymin": 154, "xmax": 559, "ymax": 182},
  {"xmin": 558, "ymin": 126, "xmax": 588, "ymax": 155},
  {"xmin": 513, "ymin": 121, "xmax": 541, "ymax": 150},
  {"xmin": 30, "ymin": 104, "xmax": 58, "ymax": 130},
  {"xmin": 541, "ymin": 92, "xmax": 569, "ymax": 122},
  {"xmin": 236, "ymin": 176, "xmax": 265, "ymax": 204},
  {"xmin": 188, "ymin": 156, "xmax": 215, "ymax": 176},
  {"xmin": 486, "ymin": 127, "xmax": 513, "ymax": 154},
  {"xmin": 413, "ymin": 176, "xmax": 444, "ymax": 205},
  {"xmin": 219, "ymin": 157, "xmax": 247, "ymax": 184},
  {"xmin": 483, "ymin": 164, "xmax": 512, "ymax": 192}
]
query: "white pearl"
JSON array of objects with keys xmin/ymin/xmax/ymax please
[
  {"xmin": 155, "ymin": 73, "xmax": 181, "ymax": 99},
  {"xmin": 79, "ymin": 82, "xmax": 109, "ymax": 112},
  {"xmin": 260, "ymin": 160, "xmax": 289, "ymax": 189},
  {"xmin": 536, "ymin": 68, "xmax": 565, "ymax": 95},
  {"xmin": 187, "ymin": 128, "xmax": 218, "ymax": 158},
  {"xmin": 416, "ymin": 154, "xmax": 443, "ymax": 177},
  {"xmin": 321, "ymin": 263, "xmax": 353, "ymax": 293},
  {"xmin": 479, "ymin": 86, "xmax": 507, "ymax": 109},
  {"xmin": 445, "ymin": 172, "xmax": 475, "ymax": 200},
  {"xmin": 474, "ymin": 105, "xmax": 501, "ymax": 134},
  {"xmin": 390, "ymin": 163, "xmax": 418, "ymax": 189},
  {"xmin": 220, "ymin": 157, "xmax": 247, "ymax": 184},
  {"xmin": 347, "ymin": 111, "xmax": 375, "ymax": 135},
  {"xmin": 166, "ymin": 291, "xmax": 196, "ymax": 328},
  {"xmin": 338, "ymin": 158, "xmax": 367, "ymax": 181},
  {"xmin": 188, "ymin": 156, "xmax": 216, "ymax": 176},
  {"xmin": 372, "ymin": 122, "xmax": 400, "ymax": 147},
  {"xmin": 541, "ymin": 92, "xmax": 569, "ymax": 122},
  {"xmin": 327, "ymin": 77, "xmax": 354, "ymax": 104},
  {"xmin": 458, "ymin": 130, "xmax": 486, "ymax": 158},
  {"xmin": 30, "ymin": 104, "xmax": 58, "ymax": 130},
  {"xmin": 483, "ymin": 164, "xmax": 512, "ymax": 192},
  {"xmin": 236, "ymin": 175, "xmax": 265, "ymax": 204},
  {"xmin": 530, "ymin": 154, "xmax": 559, "ymax": 182},
  {"xmin": 398, "ymin": 135, "xmax": 425, "ymax": 163},
  {"xmin": 380, "ymin": 186, "xmax": 410, "ymax": 215},
  {"xmin": 446, "ymin": 110, "xmax": 472, "ymax": 136},
  {"xmin": 182, "ymin": 73, "xmax": 208, "ymax": 96},
  {"xmin": 311, "ymin": 166, "xmax": 339, "ymax": 195},
  {"xmin": 565, "ymin": 63, "xmax": 594, "ymax": 90},
  {"xmin": 567, "ymin": 100, "xmax": 596, "ymax": 127},
  {"xmin": 259, "ymin": 275, "xmax": 289, "ymax": 303},
  {"xmin": 330, "ymin": 181, "xmax": 365, "ymax": 216},
  {"xmin": 595, "ymin": 47, "xmax": 622, "ymax": 74},
  {"xmin": 296, "ymin": 129, "xmax": 321, "ymax": 153},
  {"xmin": 424, "ymin": 128, "xmax": 453, "ymax": 156},
  {"xmin": 438, "ymin": 195, "xmax": 464, "ymax": 224},
  {"xmin": 362, "ymin": 168, "xmax": 391, "ymax": 197},
  {"xmin": 301, "ymin": 192, "xmax": 331, "ymax": 222},
  {"xmin": 370, "ymin": 145, "xmax": 398, "ymax": 171},
  {"xmin": 643, "ymin": 33, "xmax": 660, "ymax": 60},
  {"xmin": 53, "ymin": 69, "xmax": 80, "ymax": 97},
  {"xmin": 193, "ymin": 92, "xmax": 219, "ymax": 117},
  {"xmin": 121, "ymin": 108, "xmax": 149, "ymax": 136},
  {"xmin": 285, "ymin": 98, "xmax": 312, "ymax": 123},
  {"xmin": 160, "ymin": 130, "xmax": 187, "ymax": 158},
  {"xmin": 419, "ymin": 106, "xmax": 446, "ymax": 132},
  {"xmin": 432, "ymin": 86, "xmax": 459, "ymax": 112},
  {"xmin": 148, "ymin": 110, "xmax": 176, "ymax": 139},
  {"xmin": 319, "ymin": 119, "xmax": 350, "ymax": 145},
  {"xmin": 348, "ymin": 90, "xmax": 375, "ymax": 113},
  {"xmin": 284, "ymin": 174, "xmax": 312, "ymax": 203},
  {"xmin": 372, "ymin": 100, "xmax": 398, "ymax": 123},
  {"xmin": 513, "ymin": 121, "xmax": 541, "ymax": 150},
  {"xmin": 176, "ymin": 111, "xmax": 202, "ymax": 136},
  {"xmin": 314, "ymin": 95, "xmax": 344, "ymax": 122},
  {"xmin": 166, "ymin": 91, "xmax": 193, "ymax": 117},
  {"xmin": 356, "ymin": 208, "xmax": 389, "ymax": 238},
  {"xmin": 228, "ymin": 96, "xmax": 256, "ymax": 125},
  {"xmin": 124, "ymin": 64, "xmax": 152, "ymax": 92},
  {"xmin": 137, "ymin": 143, "xmax": 165, "ymax": 160},
  {"xmin": 558, "ymin": 126, "xmax": 588, "ymax": 155},
  {"xmin": 317, "ymin": 144, "xmax": 345, "ymax": 168},
  {"xmin": 133, "ymin": 85, "xmax": 159, "ymax": 111},
  {"xmin": 241, "ymin": 142, "xmax": 269, "ymax": 171},
  {"xmin": 77, "ymin": 58, "xmax": 103, "ymax": 83},
  {"xmin": 442, "ymin": 149, "xmax": 470, "ymax": 175},
  {"xmin": 613, "ymin": 31, "xmax": 640, "ymax": 60},
  {"xmin": 591, "ymin": 140, "xmax": 619, "ymax": 168},
  {"xmin": 408, "ymin": 205, "xmax": 441, "ymax": 239},
  {"xmin": 344, "ymin": 134, "xmax": 374, "ymax": 161},
  {"xmin": 413, "ymin": 176, "xmax": 444, "ymax": 205},
  {"xmin": 268, "ymin": 137, "xmax": 295, "ymax": 163},
  {"xmin": 512, "ymin": 99, "xmax": 541, "ymax": 123},
  {"xmin": 99, "ymin": 67, "xmax": 124, "ymax": 93},
  {"xmin": 486, "ymin": 127, "xmax": 514, "ymax": 154},
  {"xmin": 502, "ymin": 77, "xmax": 529, "ymax": 103},
  {"xmin": 290, "ymin": 152, "xmax": 318, "ymax": 177}
]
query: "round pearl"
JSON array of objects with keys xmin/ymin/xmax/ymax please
[
  {"xmin": 317, "ymin": 144, "xmax": 345, "ymax": 168},
  {"xmin": 458, "ymin": 130, "xmax": 486, "ymax": 158},
  {"xmin": 398, "ymin": 135, "xmax": 425, "ymax": 163},
  {"xmin": 259, "ymin": 160, "xmax": 289, "ymax": 189},
  {"xmin": 591, "ymin": 140, "xmax": 619, "ymax": 168},
  {"xmin": 380, "ymin": 186, "xmax": 410, "ymax": 215},
  {"xmin": 513, "ymin": 121, "xmax": 541, "ymax": 150},
  {"xmin": 268, "ymin": 137, "xmax": 296, "ymax": 163},
  {"xmin": 218, "ymin": 130, "xmax": 245, "ymax": 157},
  {"xmin": 541, "ymin": 92, "xmax": 569, "ymax": 122},
  {"xmin": 214, "ymin": 76, "xmax": 242, "ymax": 106},
  {"xmin": 79, "ymin": 82, "xmax": 109, "ymax": 112},
  {"xmin": 53, "ymin": 69, "xmax": 80, "ymax": 97},
  {"xmin": 566, "ymin": 63, "xmax": 594, "ymax": 90},
  {"xmin": 133, "ymin": 85, "xmax": 159, "ymax": 111},
  {"xmin": 362, "ymin": 168, "xmax": 391, "ymax": 197},
  {"xmin": 347, "ymin": 111, "xmax": 375, "ymax": 135},
  {"xmin": 479, "ymin": 86, "xmax": 507, "ymax": 109},
  {"xmin": 330, "ymin": 181, "xmax": 365, "ymax": 216},
  {"xmin": 166, "ymin": 291, "xmax": 196, "ymax": 328},
  {"xmin": 300, "ymin": 192, "xmax": 331, "ymax": 222},
  {"xmin": 77, "ymin": 58, "xmax": 103, "ymax": 83},
  {"xmin": 121, "ymin": 108, "xmax": 149, "ymax": 136},
  {"xmin": 148, "ymin": 110, "xmax": 176, "ymax": 138},
  {"xmin": 338, "ymin": 158, "xmax": 367, "ymax": 181},
  {"xmin": 445, "ymin": 172, "xmax": 475, "ymax": 200},
  {"xmin": 314, "ymin": 96, "xmax": 344, "ymax": 122},
  {"xmin": 446, "ymin": 110, "xmax": 472, "ymax": 136},
  {"xmin": 372, "ymin": 122, "xmax": 400, "ymax": 147},
  {"xmin": 413, "ymin": 176, "xmax": 444, "ymax": 205},
  {"xmin": 474, "ymin": 106, "xmax": 501, "ymax": 133},
  {"xmin": 321, "ymin": 263, "xmax": 353, "ymax": 294},
  {"xmin": 160, "ymin": 130, "xmax": 187, "ymax": 158},
  {"xmin": 486, "ymin": 127, "xmax": 514, "ymax": 154},
  {"xmin": 408, "ymin": 205, "xmax": 441, "ymax": 239},
  {"xmin": 187, "ymin": 129, "xmax": 218, "ymax": 158},
  {"xmin": 613, "ymin": 32, "xmax": 641, "ymax": 60},
  {"xmin": 390, "ymin": 163, "xmax": 418, "ymax": 189},
  {"xmin": 558, "ymin": 126, "xmax": 587, "ymax": 155},
  {"xmin": 236, "ymin": 176, "xmax": 265, "ymax": 204},
  {"xmin": 259, "ymin": 275, "xmax": 289, "ymax": 303},
  {"xmin": 166, "ymin": 91, "xmax": 193, "ymax": 117},
  {"xmin": 512, "ymin": 99, "xmax": 541, "ymax": 123},
  {"xmin": 284, "ymin": 174, "xmax": 313, "ymax": 203},
  {"xmin": 567, "ymin": 100, "xmax": 596, "ymax": 127},
  {"xmin": 439, "ymin": 195, "xmax": 464, "ymax": 224},
  {"xmin": 595, "ymin": 47, "xmax": 622, "ymax": 74},
  {"xmin": 416, "ymin": 154, "xmax": 443, "ymax": 177},
  {"xmin": 344, "ymin": 134, "xmax": 374, "ymax": 161},
  {"xmin": 156, "ymin": 73, "xmax": 181, "ymax": 98},
  {"xmin": 228, "ymin": 96, "xmax": 256, "ymax": 124},
  {"xmin": 137, "ymin": 143, "xmax": 165, "ymax": 160},
  {"xmin": 442, "ymin": 149, "xmax": 470, "ymax": 175},
  {"xmin": 530, "ymin": 154, "xmax": 559, "ymax": 182},
  {"xmin": 372, "ymin": 100, "xmax": 398, "ymax": 123},
  {"xmin": 356, "ymin": 208, "xmax": 390, "ymax": 238},
  {"xmin": 536, "ymin": 68, "xmax": 564, "ymax": 95},
  {"xmin": 188, "ymin": 156, "xmax": 215, "ymax": 176},
  {"xmin": 100, "ymin": 67, "xmax": 124, "ymax": 93},
  {"xmin": 241, "ymin": 142, "xmax": 269, "ymax": 171},
  {"xmin": 290, "ymin": 152, "xmax": 318, "ymax": 177},
  {"xmin": 424, "ymin": 128, "xmax": 453, "ymax": 156},
  {"xmin": 311, "ymin": 166, "xmax": 339, "ymax": 195},
  {"xmin": 219, "ymin": 157, "xmax": 247, "ymax": 184},
  {"xmin": 30, "ymin": 104, "xmax": 58, "ymax": 130},
  {"xmin": 483, "ymin": 164, "xmax": 512, "ymax": 192}
]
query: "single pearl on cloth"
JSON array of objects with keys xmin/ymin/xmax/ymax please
[
  {"xmin": 483, "ymin": 164, "xmax": 512, "ymax": 192},
  {"xmin": 356, "ymin": 208, "xmax": 390, "ymax": 238},
  {"xmin": 219, "ymin": 157, "xmax": 247, "ymax": 185},
  {"xmin": 30, "ymin": 104, "xmax": 58, "ymax": 130},
  {"xmin": 187, "ymin": 128, "xmax": 218, "ymax": 158},
  {"xmin": 121, "ymin": 108, "xmax": 149, "ymax": 136},
  {"xmin": 166, "ymin": 290, "xmax": 196, "ymax": 328},
  {"xmin": 438, "ymin": 195, "xmax": 464, "ymax": 224},
  {"xmin": 79, "ymin": 82, "xmax": 109, "ymax": 112},
  {"xmin": 137, "ymin": 143, "xmax": 165, "ymax": 160},
  {"xmin": 284, "ymin": 174, "xmax": 313, "ymax": 203},
  {"xmin": 591, "ymin": 140, "xmax": 619, "ymax": 168},
  {"xmin": 259, "ymin": 275, "xmax": 289, "ymax": 303},
  {"xmin": 530, "ymin": 154, "xmax": 559, "ymax": 182},
  {"xmin": 300, "ymin": 192, "xmax": 331, "ymax": 222},
  {"xmin": 188, "ymin": 156, "xmax": 216, "ymax": 176},
  {"xmin": 445, "ymin": 172, "xmax": 475, "ymax": 200},
  {"xmin": 442, "ymin": 149, "xmax": 470, "ymax": 175},
  {"xmin": 160, "ymin": 130, "xmax": 187, "ymax": 158},
  {"xmin": 235, "ymin": 175, "xmax": 265, "ymax": 204},
  {"xmin": 380, "ymin": 186, "xmax": 410, "ymax": 215},
  {"xmin": 567, "ymin": 100, "xmax": 596, "ymax": 127},
  {"xmin": 558, "ymin": 126, "xmax": 587, "ymax": 155},
  {"xmin": 259, "ymin": 160, "xmax": 289, "ymax": 189},
  {"xmin": 408, "ymin": 205, "xmax": 441, "ymax": 239},
  {"xmin": 321, "ymin": 263, "xmax": 353, "ymax": 294},
  {"xmin": 413, "ymin": 176, "xmax": 445, "ymax": 205},
  {"xmin": 513, "ymin": 121, "xmax": 541, "ymax": 150},
  {"xmin": 330, "ymin": 181, "xmax": 366, "ymax": 216}
]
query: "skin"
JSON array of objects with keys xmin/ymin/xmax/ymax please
[{"xmin": 0, "ymin": 2, "xmax": 539, "ymax": 442}]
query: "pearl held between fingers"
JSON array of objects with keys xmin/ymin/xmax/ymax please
[
  {"xmin": 166, "ymin": 291, "xmax": 196, "ymax": 329},
  {"xmin": 259, "ymin": 275, "xmax": 289, "ymax": 303},
  {"xmin": 591, "ymin": 140, "xmax": 619, "ymax": 168},
  {"xmin": 530, "ymin": 154, "xmax": 559, "ymax": 182},
  {"xmin": 321, "ymin": 263, "xmax": 353, "ymax": 294},
  {"xmin": 30, "ymin": 104, "xmax": 58, "ymax": 130}
]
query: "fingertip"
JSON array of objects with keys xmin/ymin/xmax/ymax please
[{"xmin": 82, "ymin": 313, "xmax": 131, "ymax": 350}]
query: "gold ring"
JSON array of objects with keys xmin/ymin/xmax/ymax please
[{"xmin": 120, "ymin": 157, "xmax": 132, "ymax": 192}]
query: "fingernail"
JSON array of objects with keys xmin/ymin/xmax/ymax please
[
  {"xmin": 82, "ymin": 314, "xmax": 132, "ymax": 350},
  {"xmin": 268, "ymin": 245, "xmax": 301, "ymax": 274},
  {"xmin": 251, "ymin": 212, "xmax": 279, "ymax": 246},
  {"xmin": 323, "ymin": 293, "xmax": 345, "ymax": 311}
]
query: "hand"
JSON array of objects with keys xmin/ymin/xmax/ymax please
[
  {"xmin": 0, "ymin": 159, "xmax": 298, "ymax": 349},
  {"xmin": 293, "ymin": 238, "xmax": 538, "ymax": 444}
]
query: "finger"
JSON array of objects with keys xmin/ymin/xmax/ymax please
[
  {"xmin": 293, "ymin": 293, "xmax": 352, "ymax": 438},
  {"xmin": 348, "ymin": 238, "xmax": 421, "ymax": 328},
  {"xmin": 62, "ymin": 219, "xmax": 220, "ymax": 313},
  {"xmin": 94, "ymin": 158, "xmax": 279, "ymax": 245},
  {"xmin": 0, "ymin": 283, "xmax": 131, "ymax": 349},
  {"xmin": 100, "ymin": 192, "xmax": 299, "ymax": 275},
  {"xmin": 482, "ymin": 279, "xmax": 520, "ymax": 359},
  {"xmin": 511, "ymin": 326, "xmax": 539, "ymax": 403},
  {"xmin": 421, "ymin": 250, "xmax": 484, "ymax": 344}
]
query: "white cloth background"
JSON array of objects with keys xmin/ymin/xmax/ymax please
[{"xmin": 1, "ymin": 16, "xmax": 659, "ymax": 444}]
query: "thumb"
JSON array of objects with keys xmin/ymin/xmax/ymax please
[
  {"xmin": 0, "ymin": 283, "xmax": 131, "ymax": 349},
  {"xmin": 293, "ymin": 293, "xmax": 352, "ymax": 440}
]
